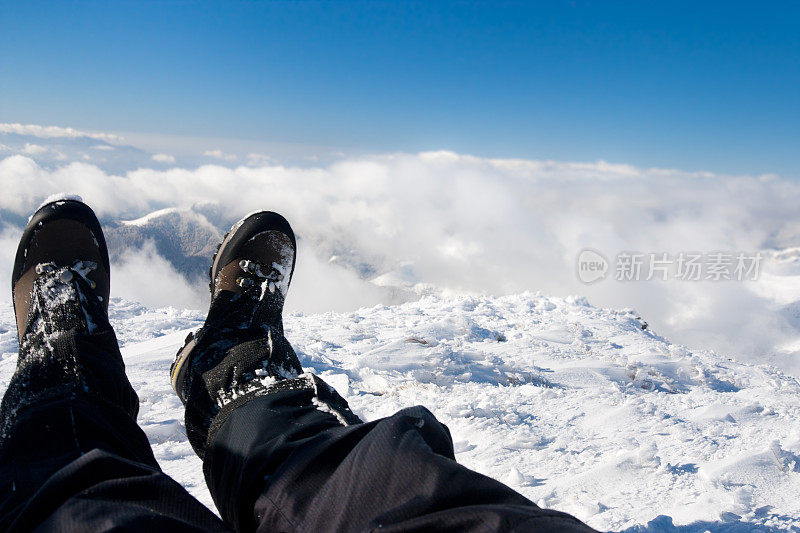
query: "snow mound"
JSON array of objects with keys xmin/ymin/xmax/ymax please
[{"xmin": 0, "ymin": 293, "xmax": 799, "ymax": 531}]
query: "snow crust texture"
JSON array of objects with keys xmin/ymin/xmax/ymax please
[{"xmin": 0, "ymin": 293, "xmax": 799, "ymax": 531}]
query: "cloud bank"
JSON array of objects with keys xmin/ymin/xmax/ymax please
[
  {"xmin": 0, "ymin": 123, "xmax": 122, "ymax": 143},
  {"xmin": 152, "ymin": 153, "xmax": 176, "ymax": 164},
  {"xmin": 203, "ymin": 149, "xmax": 237, "ymax": 161},
  {"xmin": 1, "ymin": 152, "xmax": 799, "ymax": 373}
]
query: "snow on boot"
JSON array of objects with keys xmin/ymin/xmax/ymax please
[{"xmin": 170, "ymin": 212, "xmax": 357, "ymax": 457}]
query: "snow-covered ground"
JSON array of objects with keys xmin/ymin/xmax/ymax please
[{"xmin": 1, "ymin": 293, "xmax": 798, "ymax": 531}]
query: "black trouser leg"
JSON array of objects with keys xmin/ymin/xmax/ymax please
[
  {"xmin": 0, "ymin": 323, "xmax": 228, "ymax": 531},
  {"xmin": 204, "ymin": 373, "xmax": 597, "ymax": 533}
]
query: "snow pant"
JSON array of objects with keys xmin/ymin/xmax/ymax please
[{"xmin": 0, "ymin": 324, "xmax": 595, "ymax": 532}]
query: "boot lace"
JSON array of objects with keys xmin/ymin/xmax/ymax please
[
  {"xmin": 35, "ymin": 260, "xmax": 98, "ymax": 289},
  {"xmin": 235, "ymin": 259, "xmax": 287, "ymax": 299}
]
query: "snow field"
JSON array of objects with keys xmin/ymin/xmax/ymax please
[{"xmin": 0, "ymin": 293, "xmax": 799, "ymax": 531}]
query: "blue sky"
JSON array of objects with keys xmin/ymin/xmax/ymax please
[{"xmin": 1, "ymin": 1, "xmax": 798, "ymax": 177}]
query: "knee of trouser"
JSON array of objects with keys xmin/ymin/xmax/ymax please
[{"xmin": 385, "ymin": 405, "xmax": 455, "ymax": 459}]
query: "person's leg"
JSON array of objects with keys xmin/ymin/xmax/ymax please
[
  {"xmin": 195, "ymin": 360, "xmax": 595, "ymax": 532},
  {"xmin": 173, "ymin": 211, "xmax": 596, "ymax": 532},
  {"xmin": 0, "ymin": 199, "xmax": 227, "ymax": 531},
  {"xmin": 207, "ymin": 383, "xmax": 597, "ymax": 533}
]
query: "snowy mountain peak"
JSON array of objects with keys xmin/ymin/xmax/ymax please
[
  {"xmin": 106, "ymin": 207, "xmax": 223, "ymax": 280},
  {"xmin": 119, "ymin": 206, "xmax": 220, "ymax": 233}
]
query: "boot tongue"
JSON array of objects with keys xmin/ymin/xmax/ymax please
[
  {"xmin": 205, "ymin": 275, "xmax": 286, "ymax": 334},
  {"xmin": 213, "ymin": 261, "xmax": 251, "ymax": 296},
  {"xmin": 20, "ymin": 266, "xmax": 109, "ymax": 345},
  {"xmin": 212, "ymin": 230, "xmax": 294, "ymax": 298}
]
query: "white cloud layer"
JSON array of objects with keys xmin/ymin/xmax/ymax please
[
  {"xmin": 22, "ymin": 143, "xmax": 47, "ymax": 155},
  {"xmin": 152, "ymin": 153, "xmax": 176, "ymax": 164},
  {"xmin": 1, "ymin": 152, "xmax": 800, "ymax": 373},
  {"xmin": 0, "ymin": 123, "xmax": 122, "ymax": 143},
  {"xmin": 110, "ymin": 240, "xmax": 208, "ymax": 309},
  {"xmin": 203, "ymin": 149, "xmax": 237, "ymax": 161}
]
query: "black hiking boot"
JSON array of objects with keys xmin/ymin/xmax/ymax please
[
  {"xmin": 170, "ymin": 212, "xmax": 309, "ymax": 455},
  {"xmin": 12, "ymin": 198, "xmax": 111, "ymax": 342},
  {"xmin": 1, "ymin": 198, "xmax": 138, "ymax": 441}
]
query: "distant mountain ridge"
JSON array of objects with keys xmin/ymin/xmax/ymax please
[{"xmin": 105, "ymin": 207, "xmax": 223, "ymax": 281}]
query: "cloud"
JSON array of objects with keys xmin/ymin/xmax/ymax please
[
  {"xmin": 246, "ymin": 153, "xmax": 273, "ymax": 166},
  {"xmin": 109, "ymin": 240, "xmax": 207, "ymax": 309},
  {"xmin": 21, "ymin": 143, "xmax": 47, "ymax": 155},
  {"xmin": 286, "ymin": 244, "xmax": 399, "ymax": 314},
  {"xmin": 2, "ymin": 151, "xmax": 800, "ymax": 373},
  {"xmin": 203, "ymin": 149, "xmax": 236, "ymax": 161},
  {"xmin": 0, "ymin": 123, "xmax": 122, "ymax": 143},
  {"xmin": 0, "ymin": 227, "xmax": 22, "ymax": 312},
  {"xmin": 152, "ymin": 153, "xmax": 176, "ymax": 164}
]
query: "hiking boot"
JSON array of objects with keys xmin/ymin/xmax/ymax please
[
  {"xmin": 170, "ymin": 212, "xmax": 306, "ymax": 455},
  {"xmin": 12, "ymin": 198, "xmax": 111, "ymax": 342},
  {"xmin": 1, "ymin": 198, "xmax": 139, "ymax": 442}
]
